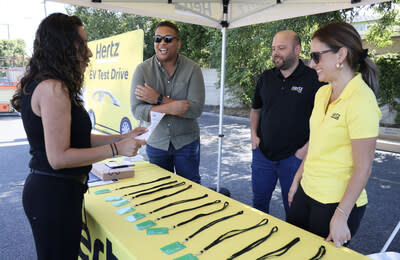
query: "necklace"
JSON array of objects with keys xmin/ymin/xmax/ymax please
[
  {"xmin": 196, "ymin": 218, "xmax": 269, "ymax": 256},
  {"xmin": 181, "ymin": 209, "xmax": 243, "ymax": 243},
  {"xmin": 147, "ymin": 194, "xmax": 208, "ymax": 215},
  {"xmin": 160, "ymin": 208, "xmax": 242, "ymax": 256},
  {"xmin": 170, "ymin": 201, "xmax": 230, "ymax": 230},
  {"xmin": 114, "ymin": 176, "xmax": 171, "ymax": 191},
  {"xmin": 256, "ymin": 237, "xmax": 300, "ymax": 259},
  {"xmin": 155, "ymin": 200, "xmax": 222, "ymax": 221},
  {"xmin": 122, "ymin": 180, "xmax": 177, "ymax": 197},
  {"xmin": 227, "ymin": 226, "xmax": 278, "ymax": 259},
  {"xmin": 130, "ymin": 181, "xmax": 186, "ymax": 199},
  {"xmin": 132, "ymin": 184, "xmax": 192, "ymax": 207},
  {"xmin": 309, "ymin": 245, "xmax": 326, "ymax": 260}
]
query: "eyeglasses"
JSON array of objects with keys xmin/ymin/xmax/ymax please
[
  {"xmin": 154, "ymin": 35, "xmax": 177, "ymax": 43},
  {"xmin": 310, "ymin": 49, "xmax": 336, "ymax": 64}
]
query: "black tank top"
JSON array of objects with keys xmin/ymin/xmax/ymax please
[{"xmin": 21, "ymin": 79, "xmax": 92, "ymax": 176}]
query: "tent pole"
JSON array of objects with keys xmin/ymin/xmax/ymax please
[
  {"xmin": 216, "ymin": 26, "xmax": 227, "ymax": 193},
  {"xmin": 44, "ymin": 0, "xmax": 48, "ymax": 16}
]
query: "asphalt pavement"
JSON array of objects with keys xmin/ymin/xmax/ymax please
[{"xmin": 0, "ymin": 112, "xmax": 399, "ymax": 259}]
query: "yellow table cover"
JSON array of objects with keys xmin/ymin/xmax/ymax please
[{"xmin": 80, "ymin": 162, "xmax": 369, "ymax": 260}]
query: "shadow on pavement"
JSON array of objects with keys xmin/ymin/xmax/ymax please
[
  {"xmin": 198, "ymin": 112, "xmax": 400, "ymax": 255},
  {"xmin": 1, "ymin": 112, "xmax": 399, "ymax": 258}
]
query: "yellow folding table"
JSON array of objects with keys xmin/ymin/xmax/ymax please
[{"xmin": 80, "ymin": 161, "xmax": 369, "ymax": 260}]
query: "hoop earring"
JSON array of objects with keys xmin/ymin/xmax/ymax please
[{"xmin": 336, "ymin": 63, "xmax": 343, "ymax": 70}]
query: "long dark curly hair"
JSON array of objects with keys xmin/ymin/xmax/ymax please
[{"xmin": 11, "ymin": 13, "xmax": 90, "ymax": 111}]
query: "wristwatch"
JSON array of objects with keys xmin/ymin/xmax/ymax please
[{"xmin": 156, "ymin": 94, "xmax": 163, "ymax": 105}]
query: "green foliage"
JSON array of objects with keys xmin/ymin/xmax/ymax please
[
  {"xmin": 218, "ymin": 12, "xmax": 345, "ymax": 106},
  {"xmin": 177, "ymin": 22, "xmax": 217, "ymax": 68},
  {"xmin": 66, "ymin": 6, "xmax": 156, "ymax": 59},
  {"xmin": 375, "ymin": 53, "xmax": 400, "ymax": 123},
  {"xmin": 66, "ymin": 4, "xmax": 399, "ymax": 107},
  {"xmin": 0, "ymin": 39, "xmax": 26, "ymax": 67},
  {"xmin": 66, "ymin": 6, "xmax": 216, "ymax": 66},
  {"xmin": 365, "ymin": 1, "xmax": 400, "ymax": 48}
]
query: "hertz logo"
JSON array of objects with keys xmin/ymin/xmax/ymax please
[
  {"xmin": 290, "ymin": 86, "xmax": 303, "ymax": 93},
  {"xmin": 96, "ymin": 41, "xmax": 120, "ymax": 59},
  {"xmin": 331, "ymin": 113, "xmax": 340, "ymax": 120}
]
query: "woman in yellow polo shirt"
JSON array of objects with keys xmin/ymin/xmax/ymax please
[{"xmin": 286, "ymin": 22, "xmax": 381, "ymax": 248}]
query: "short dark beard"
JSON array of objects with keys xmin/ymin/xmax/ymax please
[{"xmin": 274, "ymin": 53, "xmax": 296, "ymax": 70}]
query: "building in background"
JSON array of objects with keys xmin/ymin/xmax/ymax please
[{"xmin": 352, "ymin": 16, "xmax": 400, "ymax": 54}]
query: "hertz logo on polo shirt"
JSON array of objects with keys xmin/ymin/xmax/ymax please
[
  {"xmin": 290, "ymin": 86, "xmax": 303, "ymax": 93},
  {"xmin": 331, "ymin": 113, "xmax": 341, "ymax": 120}
]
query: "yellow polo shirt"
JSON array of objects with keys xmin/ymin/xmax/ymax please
[{"xmin": 301, "ymin": 74, "xmax": 381, "ymax": 206}]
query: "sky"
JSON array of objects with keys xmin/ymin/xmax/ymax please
[{"xmin": 0, "ymin": 0, "xmax": 67, "ymax": 56}]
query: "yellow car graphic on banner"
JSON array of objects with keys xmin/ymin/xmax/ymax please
[{"xmin": 84, "ymin": 30, "xmax": 144, "ymax": 134}]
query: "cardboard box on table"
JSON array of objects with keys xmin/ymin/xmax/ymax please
[{"xmin": 91, "ymin": 162, "xmax": 134, "ymax": 180}]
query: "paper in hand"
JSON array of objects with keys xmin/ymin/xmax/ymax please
[{"xmin": 135, "ymin": 111, "xmax": 165, "ymax": 141}]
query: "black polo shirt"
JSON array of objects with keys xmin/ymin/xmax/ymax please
[{"xmin": 252, "ymin": 60, "xmax": 323, "ymax": 161}]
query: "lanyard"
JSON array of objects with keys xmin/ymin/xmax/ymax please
[
  {"xmin": 227, "ymin": 226, "xmax": 278, "ymax": 260},
  {"xmin": 155, "ymin": 200, "xmax": 221, "ymax": 221},
  {"xmin": 256, "ymin": 237, "xmax": 300, "ymax": 260},
  {"xmin": 309, "ymin": 245, "xmax": 326, "ymax": 260},
  {"xmin": 147, "ymin": 194, "xmax": 208, "ymax": 215},
  {"xmin": 196, "ymin": 218, "xmax": 269, "ymax": 256},
  {"xmin": 114, "ymin": 176, "xmax": 171, "ymax": 191},
  {"xmin": 130, "ymin": 181, "xmax": 186, "ymax": 199},
  {"xmin": 182, "ymin": 209, "xmax": 243, "ymax": 243},
  {"xmin": 122, "ymin": 180, "xmax": 178, "ymax": 196},
  {"xmin": 132, "ymin": 184, "xmax": 192, "ymax": 207},
  {"xmin": 171, "ymin": 201, "xmax": 231, "ymax": 230}
]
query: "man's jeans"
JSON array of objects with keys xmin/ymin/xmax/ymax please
[
  {"xmin": 251, "ymin": 147, "xmax": 302, "ymax": 215},
  {"xmin": 146, "ymin": 139, "xmax": 201, "ymax": 184}
]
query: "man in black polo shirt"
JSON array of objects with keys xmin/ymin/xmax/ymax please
[{"xmin": 250, "ymin": 30, "xmax": 322, "ymax": 216}]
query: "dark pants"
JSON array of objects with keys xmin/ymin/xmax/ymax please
[
  {"xmin": 146, "ymin": 139, "xmax": 201, "ymax": 184},
  {"xmin": 251, "ymin": 147, "xmax": 302, "ymax": 215},
  {"xmin": 22, "ymin": 173, "xmax": 86, "ymax": 260},
  {"xmin": 286, "ymin": 185, "xmax": 366, "ymax": 239}
]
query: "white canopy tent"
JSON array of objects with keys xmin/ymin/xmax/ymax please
[
  {"xmin": 48, "ymin": 0, "xmax": 389, "ymax": 29},
  {"xmin": 48, "ymin": 0, "xmax": 389, "ymax": 192}
]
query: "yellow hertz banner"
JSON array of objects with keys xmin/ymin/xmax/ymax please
[{"xmin": 84, "ymin": 30, "xmax": 144, "ymax": 135}]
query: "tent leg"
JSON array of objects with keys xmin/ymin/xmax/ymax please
[
  {"xmin": 381, "ymin": 221, "xmax": 400, "ymax": 252},
  {"xmin": 216, "ymin": 27, "xmax": 227, "ymax": 193}
]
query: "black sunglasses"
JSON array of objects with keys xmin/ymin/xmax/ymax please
[
  {"xmin": 310, "ymin": 49, "xmax": 336, "ymax": 64},
  {"xmin": 154, "ymin": 35, "xmax": 177, "ymax": 43}
]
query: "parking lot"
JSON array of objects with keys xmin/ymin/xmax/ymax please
[{"xmin": 0, "ymin": 112, "xmax": 399, "ymax": 258}]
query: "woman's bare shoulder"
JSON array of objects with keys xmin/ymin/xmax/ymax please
[{"xmin": 36, "ymin": 79, "xmax": 69, "ymax": 98}]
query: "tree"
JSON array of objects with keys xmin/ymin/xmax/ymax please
[
  {"xmin": 0, "ymin": 39, "xmax": 26, "ymax": 68},
  {"xmin": 211, "ymin": 11, "xmax": 345, "ymax": 106},
  {"xmin": 365, "ymin": 1, "xmax": 400, "ymax": 48},
  {"xmin": 66, "ymin": 6, "xmax": 214, "ymax": 65},
  {"xmin": 363, "ymin": 2, "xmax": 400, "ymax": 124},
  {"xmin": 176, "ymin": 22, "xmax": 218, "ymax": 68},
  {"xmin": 66, "ymin": 4, "xmax": 399, "ymax": 107},
  {"xmin": 376, "ymin": 54, "xmax": 400, "ymax": 104},
  {"xmin": 66, "ymin": 6, "xmax": 156, "ymax": 59}
]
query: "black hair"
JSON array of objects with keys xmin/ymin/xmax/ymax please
[
  {"xmin": 11, "ymin": 13, "xmax": 90, "ymax": 111},
  {"xmin": 155, "ymin": 21, "xmax": 180, "ymax": 39}
]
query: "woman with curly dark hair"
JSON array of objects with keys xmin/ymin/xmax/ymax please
[{"xmin": 11, "ymin": 13, "xmax": 146, "ymax": 259}]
